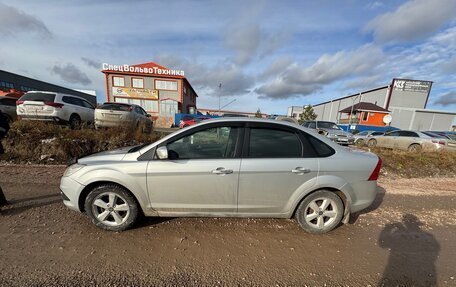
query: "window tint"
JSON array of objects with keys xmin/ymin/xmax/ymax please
[
  {"xmin": 399, "ymin": 131, "xmax": 418, "ymax": 137},
  {"xmin": 317, "ymin": 121, "xmax": 340, "ymax": 130},
  {"xmin": 358, "ymin": 131, "xmax": 368, "ymax": 136},
  {"xmin": 20, "ymin": 92, "xmax": 55, "ymax": 102},
  {"xmin": 307, "ymin": 136, "xmax": 335, "ymax": 157},
  {"xmin": 248, "ymin": 128, "xmax": 302, "ymax": 158},
  {"xmin": 81, "ymin": 100, "xmax": 94, "ymax": 109},
  {"xmin": 167, "ymin": 127, "xmax": 238, "ymax": 159},
  {"xmin": 0, "ymin": 98, "xmax": 16, "ymax": 106},
  {"xmin": 385, "ymin": 131, "xmax": 399, "ymax": 136},
  {"xmin": 308, "ymin": 122, "xmax": 316, "ymax": 129},
  {"xmin": 98, "ymin": 103, "xmax": 132, "ymax": 111},
  {"xmin": 372, "ymin": 132, "xmax": 384, "ymax": 136}
]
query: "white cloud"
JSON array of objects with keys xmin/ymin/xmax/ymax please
[
  {"xmin": 364, "ymin": 0, "xmax": 456, "ymax": 43},
  {"xmin": 51, "ymin": 63, "xmax": 91, "ymax": 86},
  {"xmin": 434, "ymin": 91, "xmax": 456, "ymax": 106},
  {"xmin": 255, "ymin": 44, "xmax": 384, "ymax": 99},
  {"xmin": 0, "ymin": 2, "xmax": 51, "ymax": 37}
]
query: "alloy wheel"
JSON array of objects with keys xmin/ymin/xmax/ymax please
[
  {"xmin": 91, "ymin": 192, "xmax": 130, "ymax": 226},
  {"xmin": 304, "ymin": 197, "xmax": 339, "ymax": 229}
]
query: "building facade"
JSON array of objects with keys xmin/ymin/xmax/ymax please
[
  {"xmin": 102, "ymin": 62, "xmax": 197, "ymax": 122},
  {"xmin": 0, "ymin": 69, "xmax": 96, "ymax": 104},
  {"xmin": 289, "ymin": 78, "xmax": 455, "ymax": 131}
]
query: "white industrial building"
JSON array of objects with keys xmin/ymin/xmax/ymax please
[{"xmin": 288, "ymin": 78, "xmax": 456, "ymax": 131}]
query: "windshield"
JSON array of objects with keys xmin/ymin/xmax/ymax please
[{"xmin": 317, "ymin": 122, "xmax": 341, "ymax": 130}]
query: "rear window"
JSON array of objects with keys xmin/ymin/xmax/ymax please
[
  {"xmin": 20, "ymin": 92, "xmax": 55, "ymax": 102},
  {"xmin": 98, "ymin": 103, "xmax": 131, "ymax": 111}
]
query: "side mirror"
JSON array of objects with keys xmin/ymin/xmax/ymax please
[
  {"xmin": 146, "ymin": 114, "xmax": 151, "ymax": 117},
  {"xmin": 156, "ymin": 146, "xmax": 168, "ymax": 160}
]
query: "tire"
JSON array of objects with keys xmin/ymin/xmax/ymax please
[
  {"xmin": 367, "ymin": 139, "xmax": 377, "ymax": 148},
  {"xmin": 69, "ymin": 114, "xmax": 81, "ymax": 130},
  {"xmin": 408, "ymin": 144, "xmax": 422, "ymax": 153},
  {"xmin": 295, "ymin": 190, "xmax": 344, "ymax": 234},
  {"xmin": 84, "ymin": 184, "xmax": 139, "ymax": 231},
  {"xmin": 355, "ymin": 139, "xmax": 364, "ymax": 146}
]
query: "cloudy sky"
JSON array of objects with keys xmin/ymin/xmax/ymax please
[{"xmin": 1, "ymin": 0, "xmax": 456, "ymax": 115}]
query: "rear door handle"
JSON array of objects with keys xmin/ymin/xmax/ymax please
[
  {"xmin": 212, "ymin": 167, "xmax": 233, "ymax": 175},
  {"xmin": 291, "ymin": 167, "xmax": 311, "ymax": 174}
]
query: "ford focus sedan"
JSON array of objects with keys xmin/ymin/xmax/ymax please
[{"xmin": 60, "ymin": 118, "xmax": 381, "ymax": 234}]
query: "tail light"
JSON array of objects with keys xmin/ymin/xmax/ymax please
[
  {"xmin": 368, "ymin": 157, "xmax": 382, "ymax": 181},
  {"xmin": 431, "ymin": 140, "xmax": 445, "ymax": 145},
  {"xmin": 44, "ymin": 102, "xmax": 64, "ymax": 108},
  {"xmin": 16, "ymin": 100, "xmax": 24, "ymax": 105}
]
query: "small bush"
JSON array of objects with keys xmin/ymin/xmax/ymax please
[{"xmin": 1, "ymin": 121, "xmax": 162, "ymax": 164}]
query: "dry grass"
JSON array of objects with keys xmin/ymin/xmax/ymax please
[
  {"xmin": 1, "ymin": 121, "xmax": 455, "ymax": 179},
  {"xmin": 1, "ymin": 121, "xmax": 162, "ymax": 164},
  {"xmin": 366, "ymin": 147, "xmax": 456, "ymax": 179}
]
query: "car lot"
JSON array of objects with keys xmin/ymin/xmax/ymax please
[{"xmin": 1, "ymin": 164, "xmax": 455, "ymax": 286}]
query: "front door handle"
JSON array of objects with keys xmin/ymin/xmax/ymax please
[
  {"xmin": 291, "ymin": 167, "xmax": 311, "ymax": 174},
  {"xmin": 212, "ymin": 167, "xmax": 233, "ymax": 175}
]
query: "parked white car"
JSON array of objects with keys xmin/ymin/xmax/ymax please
[
  {"xmin": 94, "ymin": 103, "xmax": 153, "ymax": 133},
  {"xmin": 16, "ymin": 91, "xmax": 95, "ymax": 129}
]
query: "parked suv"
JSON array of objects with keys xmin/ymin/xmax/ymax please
[
  {"xmin": 302, "ymin": 120, "xmax": 355, "ymax": 145},
  {"xmin": 0, "ymin": 96, "xmax": 18, "ymax": 123},
  {"xmin": 16, "ymin": 91, "xmax": 95, "ymax": 129},
  {"xmin": 95, "ymin": 103, "xmax": 153, "ymax": 133}
]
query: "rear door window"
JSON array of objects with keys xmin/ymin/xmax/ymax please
[
  {"xmin": 248, "ymin": 128, "xmax": 302, "ymax": 158},
  {"xmin": 20, "ymin": 93, "xmax": 55, "ymax": 102},
  {"xmin": 399, "ymin": 131, "xmax": 418, "ymax": 137}
]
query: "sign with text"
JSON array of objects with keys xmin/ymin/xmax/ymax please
[
  {"xmin": 112, "ymin": 87, "xmax": 158, "ymax": 99},
  {"xmin": 393, "ymin": 80, "xmax": 431, "ymax": 93},
  {"xmin": 103, "ymin": 63, "xmax": 184, "ymax": 77}
]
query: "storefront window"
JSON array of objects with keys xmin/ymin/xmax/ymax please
[
  {"xmin": 113, "ymin": 76, "xmax": 125, "ymax": 87},
  {"xmin": 160, "ymin": 100, "xmax": 178, "ymax": 116},
  {"xmin": 155, "ymin": 80, "xmax": 177, "ymax": 91},
  {"xmin": 132, "ymin": 78, "xmax": 144, "ymax": 88}
]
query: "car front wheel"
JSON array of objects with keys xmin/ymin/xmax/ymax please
[
  {"xmin": 84, "ymin": 184, "xmax": 139, "ymax": 231},
  {"xmin": 295, "ymin": 190, "xmax": 344, "ymax": 234}
]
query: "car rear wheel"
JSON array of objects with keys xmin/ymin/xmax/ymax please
[
  {"xmin": 367, "ymin": 138, "xmax": 377, "ymax": 148},
  {"xmin": 408, "ymin": 144, "xmax": 422, "ymax": 153},
  {"xmin": 295, "ymin": 190, "xmax": 344, "ymax": 234},
  {"xmin": 84, "ymin": 184, "xmax": 138, "ymax": 231},
  {"xmin": 69, "ymin": 114, "xmax": 81, "ymax": 130}
]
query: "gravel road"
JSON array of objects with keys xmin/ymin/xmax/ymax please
[{"xmin": 1, "ymin": 165, "xmax": 455, "ymax": 286}]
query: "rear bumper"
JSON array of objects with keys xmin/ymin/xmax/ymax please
[
  {"xmin": 95, "ymin": 119, "xmax": 132, "ymax": 128},
  {"xmin": 346, "ymin": 180, "xmax": 379, "ymax": 213},
  {"xmin": 19, "ymin": 115, "xmax": 67, "ymax": 124}
]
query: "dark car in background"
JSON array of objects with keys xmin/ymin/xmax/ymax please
[
  {"xmin": 0, "ymin": 96, "xmax": 17, "ymax": 123},
  {"xmin": 302, "ymin": 120, "xmax": 355, "ymax": 145}
]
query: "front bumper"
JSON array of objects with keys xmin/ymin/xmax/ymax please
[{"xmin": 60, "ymin": 176, "xmax": 86, "ymax": 212}]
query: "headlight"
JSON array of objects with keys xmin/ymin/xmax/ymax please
[{"xmin": 63, "ymin": 163, "xmax": 86, "ymax": 177}]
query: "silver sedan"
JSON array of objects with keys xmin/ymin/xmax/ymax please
[{"xmin": 60, "ymin": 118, "xmax": 381, "ymax": 234}]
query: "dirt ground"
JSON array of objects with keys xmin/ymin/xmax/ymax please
[{"xmin": 0, "ymin": 164, "xmax": 455, "ymax": 287}]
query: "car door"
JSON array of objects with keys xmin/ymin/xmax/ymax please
[
  {"xmin": 237, "ymin": 123, "xmax": 319, "ymax": 214},
  {"xmin": 396, "ymin": 131, "xmax": 418, "ymax": 150},
  {"xmin": 146, "ymin": 122, "xmax": 242, "ymax": 214},
  {"xmin": 379, "ymin": 131, "xmax": 399, "ymax": 148},
  {"xmin": 80, "ymin": 99, "xmax": 95, "ymax": 123}
]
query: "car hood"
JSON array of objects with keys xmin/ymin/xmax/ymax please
[
  {"xmin": 77, "ymin": 146, "xmax": 136, "ymax": 164},
  {"xmin": 320, "ymin": 128, "xmax": 353, "ymax": 136}
]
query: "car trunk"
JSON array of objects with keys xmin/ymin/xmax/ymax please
[
  {"xmin": 95, "ymin": 104, "xmax": 132, "ymax": 124},
  {"xmin": 18, "ymin": 93, "xmax": 59, "ymax": 116}
]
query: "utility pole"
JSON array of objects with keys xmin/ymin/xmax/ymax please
[{"xmin": 218, "ymin": 83, "xmax": 222, "ymax": 113}]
